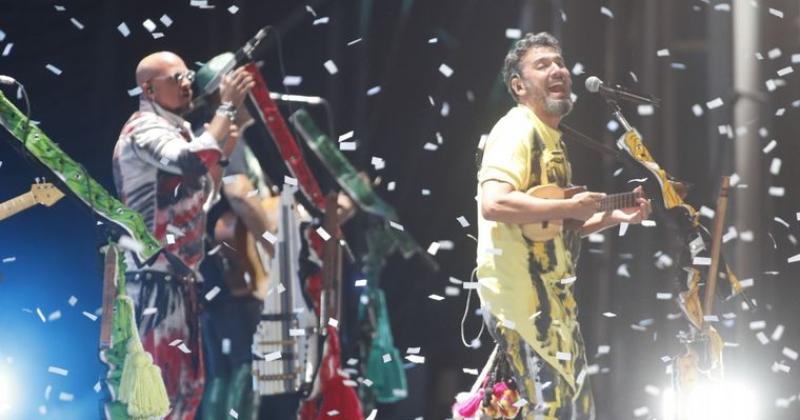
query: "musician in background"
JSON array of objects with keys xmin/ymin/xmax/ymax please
[
  {"xmin": 112, "ymin": 51, "xmax": 253, "ymax": 419},
  {"xmin": 475, "ymin": 33, "xmax": 650, "ymax": 419},
  {"xmin": 194, "ymin": 53, "xmax": 358, "ymax": 419}
]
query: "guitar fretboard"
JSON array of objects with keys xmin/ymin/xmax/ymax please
[
  {"xmin": 599, "ymin": 191, "xmax": 641, "ymax": 212},
  {"xmin": 0, "ymin": 192, "xmax": 36, "ymax": 221}
]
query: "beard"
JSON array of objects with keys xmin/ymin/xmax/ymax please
[{"xmin": 543, "ymin": 95, "xmax": 573, "ymax": 117}]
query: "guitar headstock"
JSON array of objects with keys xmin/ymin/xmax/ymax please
[{"xmin": 30, "ymin": 183, "xmax": 65, "ymax": 207}]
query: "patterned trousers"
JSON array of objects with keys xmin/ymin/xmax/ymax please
[{"xmin": 484, "ymin": 313, "xmax": 595, "ymax": 420}]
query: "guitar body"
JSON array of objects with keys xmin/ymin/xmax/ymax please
[
  {"xmin": 213, "ymin": 195, "xmax": 280, "ymax": 299},
  {"xmin": 520, "ymin": 184, "xmax": 586, "ymax": 242}
]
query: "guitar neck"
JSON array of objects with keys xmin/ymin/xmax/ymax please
[
  {"xmin": 0, "ymin": 191, "xmax": 37, "ymax": 221},
  {"xmin": 599, "ymin": 191, "xmax": 640, "ymax": 212}
]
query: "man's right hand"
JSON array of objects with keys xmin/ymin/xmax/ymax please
[
  {"xmin": 569, "ymin": 191, "xmax": 606, "ymax": 221},
  {"xmin": 219, "ymin": 67, "xmax": 255, "ymax": 108}
]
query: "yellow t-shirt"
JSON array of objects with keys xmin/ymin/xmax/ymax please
[{"xmin": 476, "ymin": 105, "xmax": 587, "ymax": 392}]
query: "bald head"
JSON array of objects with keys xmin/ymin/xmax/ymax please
[
  {"xmin": 136, "ymin": 51, "xmax": 194, "ymax": 114},
  {"xmin": 135, "ymin": 51, "xmax": 186, "ymax": 86}
]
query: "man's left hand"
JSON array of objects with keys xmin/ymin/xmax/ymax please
[{"xmin": 608, "ymin": 186, "xmax": 652, "ymax": 224}]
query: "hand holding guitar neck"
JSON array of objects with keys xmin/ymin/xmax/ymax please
[{"xmin": 521, "ymin": 184, "xmax": 645, "ymax": 241}]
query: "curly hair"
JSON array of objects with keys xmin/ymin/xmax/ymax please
[{"xmin": 502, "ymin": 32, "xmax": 562, "ymax": 102}]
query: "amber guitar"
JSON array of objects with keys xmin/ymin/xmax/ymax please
[
  {"xmin": 213, "ymin": 194, "xmax": 280, "ymax": 300},
  {"xmin": 0, "ymin": 183, "xmax": 64, "ymax": 221},
  {"xmin": 521, "ymin": 184, "xmax": 643, "ymax": 241}
]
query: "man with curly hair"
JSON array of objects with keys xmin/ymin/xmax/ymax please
[{"xmin": 475, "ymin": 32, "xmax": 651, "ymax": 419}]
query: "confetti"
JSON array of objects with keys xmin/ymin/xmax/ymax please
[
  {"xmin": 427, "ymin": 37, "xmax": 438, "ymax": 44},
  {"xmin": 178, "ymin": 343, "xmax": 192, "ymax": 353},
  {"xmin": 714, "ymin": 4, "xmax": 731, "ymax": 12},
  {"xmin": 305, "ymin": 5, "xmax": 317, "ymax": 17},
  {"xmin": 768, "ymin": 48, "xmax": 782, "ymax": 59},
  {"xmin": 313, "ymin": 17, "xmax": 330, "ymax": 25},
  {"xmin": 656, "ymin": 48, "xmax": 670, "ymax": 57},
  {"xmin": 36, "ymin": 307, "xmax": 46, "ymax": 322},
  {"xmin": 82, "ymin": 311, "xmax": 98, "ymax": 321},
  {"xmin": 787, "ymin": 253, "xmax": 800, "ymax": 263},
  {"xmin": 339, "ymin": 142, "xmax": 356, "ymax": 151},
  {"xmin": 556, "ymin": 352, "xmax": 572, "ymax": 361},
  {"xmin": 749, "ymin": 320, "xmax": 766, "ymax": 330},
  {"xmin": 347, "ymin": 38, "xmax": 362, "ymax": 46},
  {"xmin": 777, "ymin": 66, "xmax": 793, "ymax": 77},
  {"xmin": 367, "ymin": 86, "xmax": 381, "ymax": 96},
  {"xmin": 427, "ymin": 242, "xmax": 440, "ymax": 255},
  {"xmin": 282, "ymin": 75, "xmax": 302, "ymax": 86},
  {"xmin": 127, "ymin": 86, "xmax": 143, "ymax": 96},
  {"xmin": 2, "ymin": 43, "xmax": 12, "ymax": 56},
  {"xmin": 438, "ymin": 63, "xmax": 454, "ymax": 78},
  {"xmin": 602, "ymin": 312, "xmax": 617, "ymax": 318},
  {"xmin": 756, "ymin": 332, "xmax": 770, "ymax": 345},
  {"xmin": 68, "ymin": 296, "xmax": 78, "ymax": 306},
  {"xmin": 205, "ymin": 286, "xmax": 221, "ymax": 301},
  {"xmin": 618, "ymin": 222, "xmax": 629, "ymax": 236},
  {"xmin": 637, "ymin": 104, "xmax": 654, "ymax": 116},
  {"xmin": 228, "ymin": 5, "xmax": 239, "ymax": 14},
  {"xmin": 768, "ymin": 8, "xmax": 784, "ymax": 18},
  {"xmin": 322, "ymin": 59, "xmax": 339, "ymax": 75},
  {"xmin": 263, "ymin": 351, "xmax": 282, "ymax": 362},
  {"xmin": 428, "ymin": 294, "xmax": 444, "ymax": 301},
  {"xmin": 600, "ymin": 6, "xmax": 614, "ymax": 18},
  {"xmin": 48, "ymin": 366, "xmax": 68, "ymax": 376},
  {"xmin": 405, "ymin": 355, "xmax": 425, "ymax": 364},
  {"xmin": 706, "ymin": 97, "xmax": 723, "ymax": 109},
  {"xmin": 505, "ymin": 28, "xmax": 521, "ymax": 39},
  {"xmin": 142, "ymin": 19, "xmax": 157, "ymax": 32},
  {"xmin": 763, "ymin": 139, "xmax": 777, "ymax": 153},
  {"xmin": 70, "ymin": 17, "xmax": 84, "ymax": 30},
  {"xmin": 656, "ymin": 293, "xmax": 673, "ymax": 300},
  {"xmin": 59, "ymin": 392, "xmax": 74, "ymax": 401},
  {"xmin": 159, "ymin": 14, "xmax": 173, "ymax": 27},
  {"xmin": 328, "ymin": 318, "xmax": 339, "ymax": 328},
  {"xmin": 769, "ymin": 186, "xmax": 785, "ymax": 197},
  {"xmin": 46, "ymin": 64, "xmax": 63, "ymax": 75},
  {"xmin": 229, "ymin": 408, "xmax": 239, "ymax": 419}
]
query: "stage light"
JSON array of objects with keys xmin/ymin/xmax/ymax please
[
  {"xmin": 662, "ymin": 381, "xmax": 757, "ymax": 420},
  {"xmin": 0, "ymin": 367, "xmax": 16, "ymax": 417}
]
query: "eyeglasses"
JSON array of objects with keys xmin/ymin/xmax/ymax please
[{"xmin": 149, "ymin": 70, "xmax": 196, "ymax": 84}]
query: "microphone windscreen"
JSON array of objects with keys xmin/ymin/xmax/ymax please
[{"xmin": 585, "ymin": 76, "xmax": 602, "ymax": 93}]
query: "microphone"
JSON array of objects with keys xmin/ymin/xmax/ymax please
[
  {"xmin": 200, "ymin": 26, "xmax": 271, "ymax": 94},
  {"xmin": 585, "ymin": 76, "xmax": 660, "ymax": 106},
  {"xmin": 0, "ymin": 75, "xmax": 17, "ymax": 85}
]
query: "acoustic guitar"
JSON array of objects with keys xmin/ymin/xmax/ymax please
[
  {"xmin": 213, "ymin": 194, "xmax": 280, "ymax": 300},
  {"xmin": 521, "ymin": 184, "xmax": 643, "ymax": 241},
  {"xmin": 0, "ymin": 183, "xmax": 64, "ymax": 221}
]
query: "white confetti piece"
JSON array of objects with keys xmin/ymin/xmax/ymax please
[
  {"xmin": 82, "ymin": 311, "xmax": 98, "ymax": 321},
  {"xmin": 387, "ymin": 181, "xmax": 396, "ymax": 191},
  {"xmin": 560, "ymin": 276, "xmax": 576, "ymax": 285},
  {"xmin": 36, "ymin": 307, "xmax": 46, "ymax": 322},
  {"xmin": 405, "ymin": 355, "xmax": 425, "ymax": 364},
  {"xmin": 768, "ymin": 48, "xmax": 782, "ymax": 59},
  {"xmin": 205, "ymin": 286, "xmax": 221, "ymax": 301},
  {"xmin": 45, "ymin": 64, "xmax": 63, "ymax": 76},
  {"xmin": 706, "ymin": 97, "xmax": 723, "ymax": 109},
  {"xmin": 782, "ymin": 346, "xmax": 798, "ymax": 360},
  {"xmin": 571, "ymin": 62, "xmax": 584, "ymax": 76},
  {"xmin": 178, "ymin": 343, "xmax": 192, "ymax": 353},
  {"xmin": 160, "ymin": 14, "xmax": 173, "ymax": 27},
  {"xmin": 339, "ymin": 142, "xmax": 356, "ymax": 151},
  {"xmin": 283, "ymin": 75, "xmax": 302, "ymax": 86},
  {"xmin": 283, "ymin": 176, "xmax": 298, "ymax": 186},
  {"xmin": 602, "ymin": 312, "xmax": 617, "ymax": 318},
  {"xmin": 714, "ymin": 3, "xmax": 731, "ymax": 12},
  {"xmin": 328, "ymin": 318, "xmax": 339, "ymax": 328},
  {"xmin": 462, "ymin": 368, "xmax": 479, "ymax": 375},
  {"xmin": 427, "ymin": 242, "xmax": 440, "ymax": 255},
  {"xmin": 323, "ymin": 59, "xmax": 339, "ymax": 75},
  {"xmin": 637, "ymin": 104, "xmax": 654, "ymax": 115},
  {"xmin": 671, "ymin": 62, "xmax": 687, "ymax": 70},
  {"xmin": 597, "ymin": 345, "xmax": 610, "ymax": 355},
  {"xmin": 354, "ymin": 279, "xmax": 367, "ymax": 288},
  {"xmin": 54, "ymin": 5, "xmax": 66, "ymax": 11},
  {"xmin": 763, "ymin": 139, "xmax": 777, "ymax": 153},
  {"xmin": 347, "ymin": 38, "xmax": 362, "ymax": 46},
  {"xmin": 262, "ymin": 230, "xmax": 278, "ymax": 244},
  {"xmin": 142, "ymin": 307, "xmax": 158, "ymax": 315},
  {"xmin": 423, "ymin": 142, "xmax": 438, "ymax": 151},
  {"xmin": 228, "ymin": 5, "xmax": 239, "ymax": 14},
  {"xmin": 769, "ymin": 186, "xmax": 785, "ymax": 197},
  {"xmin": 166, "ymin": 233, "xmax": 175, "ymax": 245},
  {"xmin": 2, "ymin": 43, "xmax": 12, "ymax": 57},
  {"xmin": 313, "ymin": 17, "xmax": 330, "ymax": 25},
  {"xmin": 305, "ymin": 5, "xmax": 317, "ymax": 17},
  {"xmin": 749, "ymin": 320, "xmax": 766, "ymax": 330},
  {"xmin": 787, "ymin": 253, "xmax": 800, "ymax": 263},
  {"xmin": 70, "ymin": 17, "xmax": 84, "ymax": 30},
  {"xmin": 142, "ymin": 19, "xmax": 156, "ymax": 32},
  {"xmin": 338, "ymin": 130, "xmax": 354, "ymax": 142},
  {"xmin": 656, "ymin": 293, "xmax": 673, "ymax": 300},
  {"xmin": 289, "ymin": 328, "xmax": 306, "ymax": 337},
  {"xmin": 692, "ymin": 104, "xmax": 704, "ymax": 117},
  {"xmin": 389, "ymin": 221, "xmax": 404, "ymax": 231},
  {"xmin": 427, "ymin": 37, "xmax": 438, "ymax": 44},
  {"xmin": 693, "ymin": 257, "xmax": 711, "ymax": 265},
  {"xmin": 755, "ymin": 331, "xmax": 769, "ymax": 345},
  {"xmin": 229, "ymin": 408, "xmax": 239, "ymax": 418},
  {"xmin": 127, "ymin": 86, "xmax": 143, "ymax": 96},
  {"xmin": 768, "ymin": 8, "xmax": 784, "ymax": 18},
  {"xmin": 367, "ymin": 86, "xmax": 381, "ymax": 96},
  {"xmin": 382, "ymin": 353, "xmax": 392, "ymax": 363},
  {"xmin": 48, "ymin": 366, "xmax": 68, "ymax": 376},
  {"xmin": 556, "ymin": 352, "xmax": 572, "ymax": 361},
  {"xmin": 656, "ymin": 48, "xmax": 670, "ymax": 57},
  {"xmin": 263, "ymin": 351, "xmax": 282, "ymax": 362},
  {"xmin": 777, "ymin": 66, "xmax": 794, "ymax": 77},
  {"xmin": 59, "ymin": 392, "xmax": 74, "ymax": 401},
  {"xmin": 770, "ymin": 159, "xmax": 781, "ymax": 175},
  {"xmin": 371, "ymin": 156, "xmax": 385, "ymax": 170},
  {"xmin": 588, "ymin": 233, "xmax": 604, "ymax": 243},
  {"xmin": 618, "ymin": 222, "xmax": 629, "ymax": 236},
  {"xmin": 505, "ymin": 28, "xmax": 521, "ymax": 39},
  {"xmin": 600, "ymin": 6, "xmax": 614, "ymax": 18},
  {"xmin": 640, "ymin": 220, "xmax": 656, "ymax": 227},
  {"xmin": 617, "ymin": 264, "xmax": 630, "ymax": 277},
  {"xmin": 438, "ymin": 63, "xmax": 454, "ymax": 78},
  {"xmin": 428, "ymin": 294, "xmax": 444, "ymax": 301},
  {"xmin": 633, "ymin": 407, "xmax": 649, "ymax": 417}
]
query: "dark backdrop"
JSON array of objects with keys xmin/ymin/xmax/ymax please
[{"xmin": 1, "ymin": 0, "xmax": 799, "ymax": 418}]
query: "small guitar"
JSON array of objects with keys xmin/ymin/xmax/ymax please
[
  {"xmin": 0, "ymin": 183, "xmax": 64, "ymax": 221},
  {"xmin": 520, "ymin": 184, "xmax": 643, "ymax": 241}
]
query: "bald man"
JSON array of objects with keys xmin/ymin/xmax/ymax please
[{"xmin": 109, "ymin": 51, "xmax": 253, "ymax": 420}]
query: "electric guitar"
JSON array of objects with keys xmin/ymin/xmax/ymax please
[
  {"xmin": 0, "ymin": 183, "xmax": 64, "ymax": 221},
  {"xmin": 520, "ymin": 184, "xmax": 643, "ymax": 241}
]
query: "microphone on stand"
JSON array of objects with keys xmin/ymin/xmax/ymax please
[
  {"xmin": 585, "ymin": 76, "xmax": 661, "ymax": 106},
  {"xmin": 198, "ymin": 26, "xmax": 272, "ymax": 95}
]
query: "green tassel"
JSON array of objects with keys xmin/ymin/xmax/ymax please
[{"xmin": 117, "ymin": 296, "xmax": 170, "ymax": 418}]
